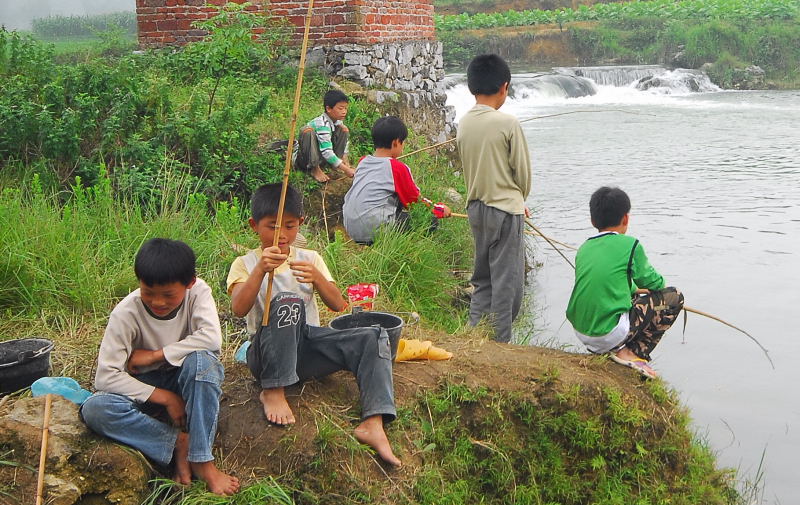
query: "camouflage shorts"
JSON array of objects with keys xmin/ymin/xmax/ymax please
[{"xmin": 622, "ymin": 287, "xmax": 684, "ymax": 361}]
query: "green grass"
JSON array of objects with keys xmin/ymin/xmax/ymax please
[
  {"xmin": 143, "ymin": 476, "xmax": 293, "ymax": 505},
  {"xmin": 404, "ymin": 381, "xmax": 740, "ymax": 505}
]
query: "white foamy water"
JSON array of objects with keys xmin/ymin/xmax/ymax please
[{"xmin": 447, "ymin": 67, "xmax": 800, "ymax": 505}]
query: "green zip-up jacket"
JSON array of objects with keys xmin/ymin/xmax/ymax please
[{"xmin": 566, "ymin": 233, "xmax": 665, "ymax": 336}]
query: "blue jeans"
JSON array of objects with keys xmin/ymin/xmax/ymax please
[{"xmin": 80, "ymin": 350, "xmax": 224, "ymax": 466}]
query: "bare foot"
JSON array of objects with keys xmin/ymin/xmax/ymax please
[
  {"xmin": 310, "ymin": 166, "xmax": 330, "ymax": 182},
  {"xmin": 613, "ymin": 348, "xmax": 657, "ymax": 378},
  {"xmin": 339, "ymin": 165, "xmax": 355, "ymax": 177},
  {"xmin": 172, "ymin": 432, "xmax": 191, "ymax": 486},
  {"xmin": 191, "ymin": 461, "xmax": 240, "ymax": 496},
  {"xmin": 259, "ymin": 388, "xmax": 296, "ymax": 425},
  {"xmin": 614, "ymin": 347, "xmax": 640, "ymax": 362},
  {"xmin": 354, "ymin": 415, "xmax": 401, "ymax": 467}
]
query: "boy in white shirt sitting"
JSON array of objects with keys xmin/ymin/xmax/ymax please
[{"xmin": 81, "ymin": 239, "xmax": 239, "ymax": 495}]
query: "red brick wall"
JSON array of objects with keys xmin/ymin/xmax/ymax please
[{"xmin": 136, "ymin": 0, "xmax": 435, "ymax": 48}]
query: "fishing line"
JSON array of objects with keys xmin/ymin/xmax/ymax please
[{"xmin": 398, "ymin": 109, "xmax": 656, "ymax": 160}]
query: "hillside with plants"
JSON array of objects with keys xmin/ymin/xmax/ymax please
[
  {"xmin": 437, "ymin": 0, "xmax": 800, "ymax": 88},
  {"xmin": 0, "ymin": 5, "xmax": 753, "ymax": 504}
]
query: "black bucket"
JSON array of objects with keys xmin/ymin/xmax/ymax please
[
  {"xmin": 329, "ymin": 312, "xmax": 403, "ymax": 360},
  {"xmin": 0, "ymin": 338, "xmax": 54, "ymax": 394}
]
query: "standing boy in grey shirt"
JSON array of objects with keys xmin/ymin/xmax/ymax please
[{"xmin": 456, "ymin": 54, "xmax": 532, "ymax": 343}]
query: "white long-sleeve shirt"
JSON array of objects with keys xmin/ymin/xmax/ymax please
[{"xmin": 93, "ymin": 278, "xmax": 222, "ymax": 402}]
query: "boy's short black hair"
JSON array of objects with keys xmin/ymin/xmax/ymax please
[
  {"xmin": 134, "ymin": 238, "xmax": 196, "ymax": 287},
  {"xmin": 467, "ymin": 54, "xmax": 511, "ymax": 96},
  {"xmin": 324, "ymin": 89, "xmax": 349, "ymax": 109},
  {"xmin": 590, "ymin": 186, "xmax": 631, "ymax": 230},
  {"xmin": 251, "ymin": 183, "xmax": 304, "ymax": 223},
  {"xmin": 371, "ymin": 116, "xmax": 408, "ymax": 149}
]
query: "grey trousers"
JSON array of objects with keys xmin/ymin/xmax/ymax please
[
  {"xmin": 246, "ymin": 292, "xmax": 396, "ymax": 422},
  {"xmin": 467, "ymin": 200, "xmax": 525, "ymax": 343},
  {"xmin": 294, "ymin": 125, "xmax": 349, "ymax": 172}
]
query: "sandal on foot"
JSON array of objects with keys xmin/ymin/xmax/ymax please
[{"xmin": 609, "ymin": 354, "xmax": 657, "ymax": 379}]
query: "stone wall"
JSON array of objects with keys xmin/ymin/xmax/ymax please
[{"xmin": 309, "ymin": 41, "xmax": 454, "ymax": 142}]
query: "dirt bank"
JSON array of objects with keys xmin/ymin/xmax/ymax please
[{"xmin": 0, "ymin": 327, "xmax": 737, "ymax": 504}]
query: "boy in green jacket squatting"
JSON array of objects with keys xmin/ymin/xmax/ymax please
[{"xmin": 566, "ymin": 187, "xmax": 684, "ymax": 379}]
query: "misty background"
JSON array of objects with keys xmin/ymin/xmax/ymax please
[{"xmin": 0, "ymin": 0, "xmax": 136, "ymax": 30}]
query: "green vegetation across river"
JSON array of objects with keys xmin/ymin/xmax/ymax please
[{"xmin": 437, "ymin": 0, "xmax": 800, "ymax": 88}]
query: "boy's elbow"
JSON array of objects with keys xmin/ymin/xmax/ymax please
[{"xmin": 230, "ymin": 299, "xmax": 250, "ymax": 318}]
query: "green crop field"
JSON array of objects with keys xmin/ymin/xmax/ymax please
[{"xmin": 436, "ymin": 0, "xmax": 800, "ymax": 30}]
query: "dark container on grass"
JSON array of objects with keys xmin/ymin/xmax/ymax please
[
  {"xmin": 329, "ymin": 311, "xmax": 403, "ymax": 360},
  {"xmin": 0, "ymin": 338, "xmax": 54, "ymax": 394}
]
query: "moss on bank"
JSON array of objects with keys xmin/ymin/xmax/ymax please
[{"xmin": 206, "ymin": 335, "xmax": 740, "ymax": 505}]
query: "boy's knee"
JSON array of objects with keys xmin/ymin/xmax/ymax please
[
  {"xmin": 80, "ymin": 393, "xmax": 131, "ymax": 429},
  {"xmin": 662, "ymin": 287, "xmax": 684, "ymax": 311},
  {"xmin": 181, "ymin": 350, "xmax": 224, "ymax": 386}
]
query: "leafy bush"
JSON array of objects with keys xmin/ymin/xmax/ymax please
[{"xmin": 0, "ymin": 3, "xmax": 344, "ymax": 206}]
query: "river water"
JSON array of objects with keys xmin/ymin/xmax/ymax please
[{"xmin": 446, "ymin": 68, "xmax": 799, "ymax": 504}]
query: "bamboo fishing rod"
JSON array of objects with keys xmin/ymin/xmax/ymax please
[
  {"xmin": 525, "ymin": 218, "xmax": 774, "ymax": 368},
  {"xmin": 444, "ymin": 210, "xmax": 577, "ymax": 251},
  {"xmin": 35, "ymin": 394, "xmax": 53, "ymax": 505},
  {"xmin": 262, "ymin": 0, "xmax": 314, "ymax": 326},
  {"xmin": 398, "ymin": 109, "xmax": 654, "ymax": 160}
]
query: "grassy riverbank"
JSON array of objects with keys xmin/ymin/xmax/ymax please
[{"xmin": 0, "ymin": 8, "xmax": 749, "ymax": 504}]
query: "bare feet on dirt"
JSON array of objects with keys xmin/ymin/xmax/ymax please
[
  {"xmin": 191, "ymin": 461, "xmax": 240, "ymax": 495},
  {"xmin": 339, "ymin": 165, "xmax": 355, "ymax": 177},
  {"xmin": 310, "ymin": 166, "xmax": 330, "ymax": 182},
  {"xmin": 354, "ymin": 415, "xmax": 401, "ymax": 467},
  {"xmin": 259, "ymin": 388, "xmax": 296, "ymax": 425},
  {"xmin": 172, "ymin": 432, "xmax": 192, "ymax": 486}
]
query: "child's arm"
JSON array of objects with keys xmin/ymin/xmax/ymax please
[
  {"xmin": 631, "ymin": 242, "xmax": 666, "ymax": 291},
  {"xmin": 316, "ymin": 124, "xmax": 344, "ymax": 168},
  {"xmin": 160, "ymin": 279, "xmax": 222, "ymax": 365},
  {"xmin": 289, "ymin": 256, "xmax": 347, "ymax": 312},
  {"xmin": 508, "ymin": 121, "xmax": 532, "ymax": 198},
  {"xmin": 229, "ymin": 246, "xmax": 287, "ymax": 317},
  {"xmin": 390, "ymin": 159, "xmax": 421, "ymax": 206},
  {"xmin": 95, "ymin": 312, "xmax": 159, "ymax": 402},
  {"xmin": 148, "ymin": 387, "xmax": 186, "ymax": 428}
]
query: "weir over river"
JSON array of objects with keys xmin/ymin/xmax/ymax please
[{"xmin": 447, "ymin": 66, "xmax": 799, "ymax": 505}]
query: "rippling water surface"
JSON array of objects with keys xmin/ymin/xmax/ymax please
[{"xmin": 448, "ymin": 73, "xmax": 800, "ymax": 504}]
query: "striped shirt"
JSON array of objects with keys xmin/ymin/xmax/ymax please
[{"xmin": 305, "ymin": 112, "xmax": 349, "ymax": 168}]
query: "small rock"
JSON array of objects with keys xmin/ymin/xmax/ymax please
[{"xmin": 445, "ymin": 188, "xmax": 464, "ymax": 205}]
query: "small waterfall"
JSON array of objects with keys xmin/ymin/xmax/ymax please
[
  {"xmin": 511, "ymin": 73, "xmax": 598, "ymax": 100},
  {"xmin": 634, "ymin": 69, "xmax": 720, "ymax": 94},
  {"xmin": 445, "ymin": 65, "xmax": 721, "ymax": 121},
  {"xmin": 555, "ymin": 65, "xmax": 666, "ymax": 87},
  {"xmin": 443, "ymin": 73, "xmax": 597, "ymax": 99}
]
